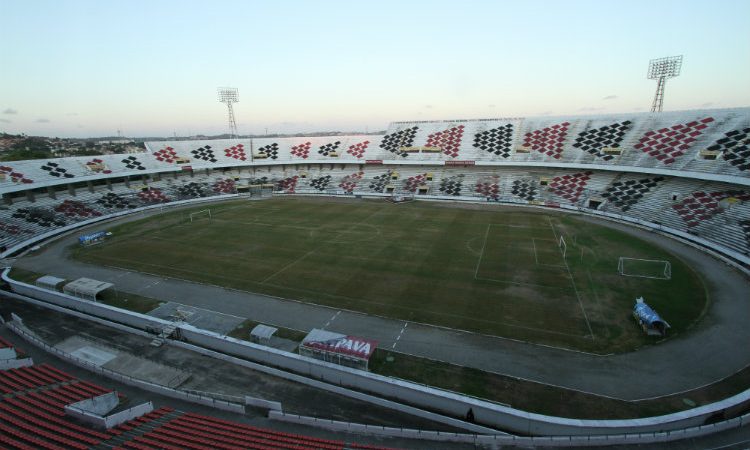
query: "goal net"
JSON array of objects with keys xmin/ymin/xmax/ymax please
[
  {"xmin": 618, "ymin": 257, "xmax": 671, "ymax": 280},
  {"xmin": 189, "ymin": 209, "xmax": 212, "ymax": 223}
]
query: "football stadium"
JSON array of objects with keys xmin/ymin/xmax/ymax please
[{"xmin": 1, "ymin": 106, "xmax": 750, "ymax": 448}]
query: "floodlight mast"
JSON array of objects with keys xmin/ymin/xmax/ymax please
[
  {"xmin": 647, "ymin": 56, "xmax": 682, "ymax": 113},
  {"xmin": 217, "ymin": 87, "xmax": 239, "ymax": 138}
]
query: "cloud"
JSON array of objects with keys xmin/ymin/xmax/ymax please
[
  {"xmin": 2, "ymin": 108, "xmax": 17, "ymax": 115},
  {"xmin": 424, "ymin": 104, "xmax": 433, "ymax": 109},
  {"xmin": 35, "ymin": 118, "xmax": 50, "ymax": 123},
  {"xmin": 488, "ymin": 104, "xmax": 496, "ymax": 108},
  {"xmin": 578, "ymin": 107, "xmax": 604, "ymax": 112},
  {"xmin": 537, "ymin": 111, "xmax": 552, "ymax": 116},
  {"xmin": 602, "ymin": 95, "xmax": 618, "ymax": 100},
  {"xmin": 0, "ymin": 118, "xmax": 11, "ymax": 124},
  {"xmin": 66, "ymin": 112, "xmax": 79, "ymax": 116},
  {"xmin": 699, "ymin": 102, "xmax": 714, "ymax": 108}
]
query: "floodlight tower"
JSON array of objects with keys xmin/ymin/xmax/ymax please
[
  {"xmin": 217, "ymin": 87, "xmax": 239, "ymax": 138},
  {"xmin": 647, "ymin": 56, "xmax": 682, "ymax": 112}
]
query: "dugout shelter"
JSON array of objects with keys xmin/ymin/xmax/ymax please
[
  {"xmin": 300, "ymin": 328, "xmax": 377, "ymax": 370},
  {"xmin": 63, "ymin": 277, "xmax": 114, "ymax": 301}
]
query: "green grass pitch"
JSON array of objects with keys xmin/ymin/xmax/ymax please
[{"xmin": 71, "ymin": 196, "xmax": 708, "ymax": 353}]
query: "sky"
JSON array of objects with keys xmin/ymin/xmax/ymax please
[{"xmin": 1, "ymin": 0, "xmax": 749, "ymax": 138}]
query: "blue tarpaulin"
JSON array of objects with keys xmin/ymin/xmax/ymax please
[
  {"xmin": 79, "ymin": 231, "xmax": 108, "ymax": 245},
  {"xmin": 634, "ymin": 297, "xmax": 670, "ymax": 335}
]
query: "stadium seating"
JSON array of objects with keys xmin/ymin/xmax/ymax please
[
  {"xmin": 0, "ymin": 108, "xmax": 748, "ymax": 262},
  {"xmin": 0, "ymin": 361, "xmax": 391, "ymax": 450}
]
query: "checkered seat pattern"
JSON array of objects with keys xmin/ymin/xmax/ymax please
[
  {"xmin": 425, "ymin": 125, "xmax": 465, "ymax": 158},
  {"xmin": 212, "ymin": 179, "xmax": 235, "ymax": 194},
  {"xmin": 601, "ymin": 176, "xmax": 665, "ymax": 211},
  {"xmin": 672, "ymin": 190, "xmax": 750, "ymax": 228},
  {"xmin": 547, "ymin": 171, "xmax": 592, "ymax": 203},
  {"xmin": 475, "ymin": 178, "xmax": 500, "ymax": 199},
  {"xmin": 96, "ymin": 192, "xmax": 138, "ymax": 210},
  {"xmin": 709, "ymin": 127, "xmax": 750, "ymax": 171},
  {"xmin": 511, "ymin": 179, "xmax": 537, "ymax": 201},
  {"xmin": 83, "ymin": 158, "xmax": 112, "ymax": 174},
  {"xmin": 403, "ymin": 173, "xmax": 428, "ymax": 193},
  {"xmin": 339, "ymin": 172, "xmax": 364, "ymax": 193},
  {"xmin": 572, "ymin": 121, "xmax": 632, "ymax": 160},
  {"xmin": 310, "ymin": 175, "xmax": 332, "ymax": 191},
  {"xmin": 0, "ymin": 222, "xmax": 31, "ymax": 237},
  {"xmin": 634, "ymin": 117, "xmax": 714, "ymax": 165},
  {"xmin": 12, "ymin": 207, "xmax": 66, "ymax": 227},
  {"xmin": 0, "ymin": 166, "xmax": 33, "ymax": 184},
  {"xmin": 291, "ymin": 142, "xmax": 312, "ymax": 159},
  {"xmin": 318, "ymin": 141, "xmax": 341, "ymax": 157},
  {"xmin": 439, "ymin": 175, "xmax": 463, "ymax": 196},
  {"xmin": 522, "ymin": 122, "xmax": 570, "ymax": 159},
  {"xmin": 473, "ymin": 124, "xmax": 514, "ymax": 157},
  {"xmin": 174, "ymin": 182, "xmax": 209, "ymax": 199},
  {"xmin": 256, "ymin": 143, "xmax": 279, "ymax": 159},
  {"xmin": 224, "ymin": 144, "xmax": 247, "ymax": 161},
  {"xmin": 347, "ymin": 141, "xmax": 370, "ymax": 159},
  {"xmin": 121, "ymin": 156, "xmax": 146, "ymax": 170},
  {"xmin": 277, "ymin": 176, "xmax": 299, "ymax": 193},
  {"xmin": 369, "ymin": 171, "xmax": 394, "ymax": 193},
  {"xmin": 40, "ymin": 161, "xmax": 74, "ymax": 179},
  {"xmin": 54, "ymin": 200, "xmax": 103, "ymax": 218},
  {"xmin": 191, "ymin": 145, "xmax": 217, "ymax": 163},
  {"xmin": 153, "ymin": 146, "xmax": 178, "ymax": 163},
  {"xmin": 380, "ymin": 127, "xmax": 419, "ymax": 157},
  {"xmin": 138, "ymin": 188, "xmax": 169, "ymax": 203}
]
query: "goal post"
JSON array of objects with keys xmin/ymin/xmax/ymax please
[
  {"xmin": 189, "ymin": 209, "xmax": 212, "ymax": 223},
  {"xmin": 618, "ymin": 257, "xmax": 671, "ymax": 280},
  {"xmin": 558, "ymin": 235, "xmax": 567, "ymax": 259}
]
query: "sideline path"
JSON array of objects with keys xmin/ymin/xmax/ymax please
[{"xmin": 12, "ymin": 209, "xmax": 750, "ymax": 401}]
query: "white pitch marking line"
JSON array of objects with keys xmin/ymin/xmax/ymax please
[
  {"xmin": 531, "ymin": 238, "xmax": 539, "ymax": 266},
  {"xmin": 324, "ymin": 310, "xmax": 341, "ymax": 328},
  {"xmin": 549, "ymin": 217, "xmax": 595, "ymax": 340},
  {"xmin": 139, "ymin": 280, "xmax": 161, "ymax": 291},
  {"xmin": 261, "ymin": 250, "xmax": 315, "ymax": 283},
  {"xmin": 473, "ymin": 224, "xmax": 491, "ymax": 280},
  {"xmin": 392, "ymin": 322, "xmax": 409, "ymax": 349}
]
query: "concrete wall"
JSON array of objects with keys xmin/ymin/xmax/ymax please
[
  {"xmin": 271, "ymin": 410, "xmax": 750, "ymax": 448},
  {"xmin": 0, "ymin": 357, "xmax": 32, "ymax": 370},
  {"xmin": 244, "ymin": 395, "xmax": 282, "ymax": 412},
  {"xmin": 5, "ymin": 271, "xmax": 750, "ymax": 438},
  {"xmin": 65, "ymin": 397, "xmax": 153, "ymax": 430},
  {"xmin": 5, "ymin": 318, "xmax": 244, "ymax": 414},
  {"xmin": 0, "ymin": 347, "xmax": 17, "ymax": 360},
  {"xmin": 68, "ymin": 391, "xmax": 119, "ymax": 415}
]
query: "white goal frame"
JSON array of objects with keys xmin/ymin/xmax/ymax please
[
  {"xmin": 618, "ymin": 257, "xmax": 671, "ymax": 280},
  {"xmin": 189, "ymin": 209, "xmax": 212, "ymax": 222},
  {"xmin": 558, "ymin": 235, "xmax": 567, "ymax": 259}
]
